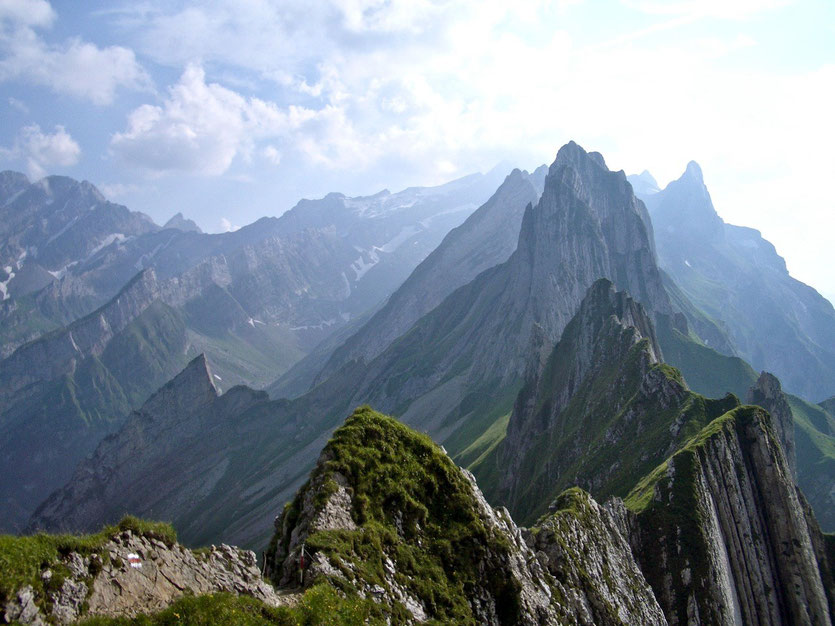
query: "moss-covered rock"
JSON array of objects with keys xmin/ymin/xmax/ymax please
[{"xmin": 266, "ymin": 406, "xmax": 564, "ymax": 624}]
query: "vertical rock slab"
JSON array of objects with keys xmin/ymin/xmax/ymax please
[{"xmin": 625, "ymin": 406, "xmax": 832, "ymax": 625}]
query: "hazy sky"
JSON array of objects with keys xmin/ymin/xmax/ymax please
[{"xmin": 1, "ymin": 0, "xmax": 833, "ymax": 301}]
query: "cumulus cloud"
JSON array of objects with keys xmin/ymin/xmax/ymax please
[
  {"xmin": 111, "ymin": 65, "xmax": 320, "ymax": 175},
  {"xmin": 0, "ymin": 0, "xmax": 55, "ymax": 27},
  {"xmin": 0, "ymin": 0, "xmax": 151, "ymax": 104},
  {"xmin": 0, "ymin": 123, "xmax": 81, "ymax": 178}
]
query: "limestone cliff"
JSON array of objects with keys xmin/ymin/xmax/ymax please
[
  {"xmin": 623, "ymin": 405, "xmax": 833, "ymax": 625},
  {"xmin": 747, "ymin": 371, "xmax": 797, "ymax": 477}
]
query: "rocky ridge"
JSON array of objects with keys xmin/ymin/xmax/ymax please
[
  {"xmin": 479, "ymin": 279, "xmax": 735, "ymax": 525},
  {"xmin": 747, "ymin": 371, "xmax": 797, "ymax": 477},
  {"xmin": 2, "ymin": 519, "xmax": 283, "ymax": 625},
  {"xmin": 309, "ymin": 165, "xmax": 547, "ymax": 390},
  {"xmin": 28, "ymin": 354, "xmax": 272, "ymax": 547},
  {"xmin": 319, "ymin": 142, "xmax": 673, "ymax": 460},
  {"xmin": 266, "ymin": 406, "xmax": 666, "ymax": 625}
]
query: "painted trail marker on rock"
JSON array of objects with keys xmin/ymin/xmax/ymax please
[{"xmin": 127, "ymin": 553, "xmax": 142, "ymax": 569}]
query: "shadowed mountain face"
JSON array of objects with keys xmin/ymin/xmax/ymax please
[{"xmin": 635, "ymin": 162, "xmax": 835, "ymax": 401}]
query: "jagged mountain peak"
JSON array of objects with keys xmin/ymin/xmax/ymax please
[
  {"xmin": 163, "ymin": 212, "xmax": 203, "ymax": 233},
  {"xmin": 627, "ymin": 170, "xmax": 660, "ymax": 196},
  {"xmin": 683, "ymin": 159, "xmax": 704, "ymax": 181},
  {"xmin": 517, "ymin": 141, "xmax": 669, "ymax": 317},
  {"xmin": 131, "ymin": 354, "xmax": 218, "ymax": 424},
  {"xmin": 552, "ymin": 140, "xmax": 608, "ymax": 171},
  {"xmin": 573, "ymin": 278, "xmax": 662, "ymax": 361}
]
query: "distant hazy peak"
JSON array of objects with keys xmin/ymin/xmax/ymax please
[
  {"xmin": 627, "ymin": 170, "xmax": 660, "ymax": 196},
  {"xmin": 163, "ymin": 212, "xmax": 203, "ymax": 233},
  {"xmin": 683, "ymin": 160, "xmax": 704, "ymax": 182}
]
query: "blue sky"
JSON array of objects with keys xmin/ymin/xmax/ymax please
[{"xmin": 1, "ymin": 0, "xmax": 834, "ymax": 300}]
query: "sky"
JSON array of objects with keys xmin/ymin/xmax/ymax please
[{"xmin": 0, "ymin": 0, "xmax": 833, "ymax": 301}]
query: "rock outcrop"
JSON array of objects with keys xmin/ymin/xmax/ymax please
[
  {"xmin": 527, "ymin": 488, "xmax": 667, "ymax": 625},
  {"xmin": 623, "ymin": 405, "xmax": 833, "ymax": 625},
  {"xmin": 2, "ymin": 520, "xmax": 282, "ymax": 625},
  {"xmin": 266, "ymin": 406, "xmax": 667, "ymax": 625},
  {"xmin": 747, "ymin": 371, "xmax": 797, "ymax": 477},
  {"xmin": 317, "ymin": 142, "xmax": 673, "ymax": 462}
]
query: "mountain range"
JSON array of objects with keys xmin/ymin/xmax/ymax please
[
  {"xmin": 3, "ymin": 141, "xmax": 835, "ymax": 624},
  {"xmin": 0, "ymin": 167, "xmax": 505, "ymax": 532}
]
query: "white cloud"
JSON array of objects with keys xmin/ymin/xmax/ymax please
[
  {"xmin": 0, "ymin": 123, "xmax": 81, "ymax": 178},
  {"xmin": 0, "ymin": 1, "xmax": 151, "ymax": 104},
  {"xmin": 219, "ymin": 217, "xmax": 240, "ymax": 232},
  {"xmin": 111, "ymin": 65, "xmax": 321, "ymax": 175},
  {"xmin": 261, "ymin": 145, "xmax": 281, "ymax": 165},
  {"xmin": 0, "ymin": 0, "xmax": 55, "ymax": 27},
  {"xmin": 94, "ymin": 0, "xmax": 835, "ymax": 296}
]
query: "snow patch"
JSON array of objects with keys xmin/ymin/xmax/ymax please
[
  {"xmin": 49, "ymin": 261, "xmax": 78, "ymax": 280},
  {"xmin": 418, "ymin": 202, "xmax": 477, "ymax": 228},
  {"xmin": 378, "ymin": 225, "xmax": 420, "ymax": 253},
  {"xmin": 350, "ymin": 248, "xmax": 380, "ymax": 281},
  {"xmin": 684, "ymin": 260, "xmax": 692, "ymax": 268},
  {"xmin": 341, "ymin": 272, "xmax": 351, "ymax": 298},
  {"xmin": 291, "ymin": 318, "xmax": 337, "ymax": 332},
  {"xmin": 87, "ymin": 233, "xmax": 126, "ymax": 259},
  {"xmin": 1, "ymin": 265, "xmax": 16, "ymax": 300},
  {"xmin": 343, "ymin": 192, "xmax": 420, "ymax": 219},
  {"xmin": 247, "ymin": 317, "xmax": 265, "ymax": 327},
  {"xmin": 213, "ymin": 374, "xmax": 222, "ymax": 381}
]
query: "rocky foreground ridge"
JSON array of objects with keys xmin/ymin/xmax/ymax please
[
  {"xmin": 1, "ymin": 517, "xmax": 282, "ymax": 625},
  {"xmin": 6, "ymin": 404, "xmax": 835, "ymax": 624}
]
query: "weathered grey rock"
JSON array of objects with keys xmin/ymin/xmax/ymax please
[
  {"xmin": 527, "ymin": 489, "xmax": 667, "ymax": 626},
  {"xmin": 484, "ymin": 279, "xmax": 707, "ymax": 525},
  {"xmin": 268, "ymin": 409, "xmax": 671, "ymax": 625},
  {"xmin": 3, "ymin": 585, "xmax": 45, "ymax": 625},
  {"xmin": 331, "ymin": 141, "xmax": 673, "ymax": 452},
  {"xmin": 747, "ymin": 371, "xmax": 796, "ymax": 477},
  {"xmin": 86, "ymin": 534, "xmax": 281, "ymax": 620},
  {"xmin": 626, "ymin": 406, "xmax": 833, "ymax": 625},
  {"xmin": 2, "ymin": 530, "xmax": 284, "ymax": 625}
]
